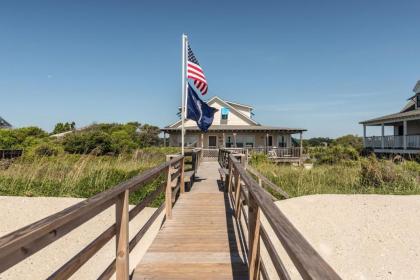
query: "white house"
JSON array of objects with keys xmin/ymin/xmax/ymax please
[
  {"xmin": 360, "ymin": 80, "xmax": 420, "ymax": 154},
  {"xmin": 161, "ymin": 96, "xmax": 306, "ymax": 154}
]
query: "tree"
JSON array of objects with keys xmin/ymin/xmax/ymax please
[
  {"xmin": 52, "ymin": 122, "xmax": 76, "ymax": 134},
  {"xmin": 333, "ymin": 134, "xmax": 363, "ymax": 152},
  {"xmin": 138, "ymin": 124, "xmax": 160, "ymax": 147}
]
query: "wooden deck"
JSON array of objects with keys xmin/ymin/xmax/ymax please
[{"xmin": 133, "ymin": 161, "xmax": 249, "ymax": 280}]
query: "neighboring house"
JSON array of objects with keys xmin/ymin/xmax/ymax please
[
  {"xmin": 360, "ymin": 80, "xmax": 420, "ymax": 154},
  {"xmin": 161, "ymin": 96, "xmax": 306, "ymax": 152},
  {"xmin": 0, "ymin": 116, "xmax": 12, "ymax": 129}
]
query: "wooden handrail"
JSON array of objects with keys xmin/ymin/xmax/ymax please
[
  {"xmin": 0, "ymin": 155, "xmax": 185, "ymax": 279},
  {"xmin": 226, "ymin": 153, "xmax": 341, "ymax": 280}
]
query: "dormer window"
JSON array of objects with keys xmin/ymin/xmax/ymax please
[{"xmin": 221, "ymin": 107, "xmax": 229, "ymax": 120}]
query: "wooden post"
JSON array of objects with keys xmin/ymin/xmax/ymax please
[
  {"xmin": 363, "ymin": 125, "xmax": 366, "ymax": 147},
  {"xmin": 403, "ymin": 121, "xmax": 407, "ymax": 150},
  {"xmin": 381, "ymin": 123, "xmax": 385, "ymax": 149},
  {"xmin": 265, "ymin": 133, "xmax": 269, "ymax": 154},
  {"xmin": 201, "ymin": 133, "xmax": 204, "ymax": 149},
  {"xmin": 233, "ymin": 133, "xmax": 237, "ymax": 148},
  {"xmin": 163, "ymin": 131, "xmax": 166, "ymax": 147},
  {"xmin": 234, "ymin": 173, "xmax": 242, "ymax": 218},
  {"xmin": 115, "ymin": 189, "xmax": 129, "ymax": 280},
  {"xmin": 165, "ymin": 166, "xmax": 172, "ymax": 219},
  {"xmin": 180, "ymin": 157, "xmax": 185, "ymax": 193},
  {"xmin": 227, "ymin": 163, "xmax": 233, "ymax": 193},
  {"xmin": 239, "ymin": 154, "xmax": 246, "ymax": 169},
  {"xmin": 248, "ymin": 195, "xmax": 261, "ymax": 280}
]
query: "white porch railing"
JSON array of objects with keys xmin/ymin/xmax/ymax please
[{"xmin": 364, "ymin": 135, "xmax": 420, "ymax": 149}]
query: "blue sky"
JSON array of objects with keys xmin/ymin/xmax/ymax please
[{"xmin": 1, "ymin": 0, "xmax": 419, "ymax": 138}]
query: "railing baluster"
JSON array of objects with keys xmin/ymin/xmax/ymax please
[
  {"xmin": 115, "ymin": 189, "xmax": 129, "ymax": 280},
  {"xmin": 248, "ymin": 194, "xmax": 261, "ymax": 280},
  {"xmin": 165, "ymin": 165, "xmax": 172, "ymax": 219},
  {"xmin": 234, "ymin": 173, "xmax": 242, "ymax": 218},
  {"xmin": 180, "ymin": 157, "xmax": 185, "ymax": 193}
]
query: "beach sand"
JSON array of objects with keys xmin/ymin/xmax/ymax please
[
  {"xmin": 0, "ymin": 196, "xmax": 164, "ymax": 280},
  {"xmin": 262, "ymin": 194, "xmax": 420, "ymax": 280},
  {"xmin": 1, "ymin": 195, "xmax": 420, "ymax": 279}
]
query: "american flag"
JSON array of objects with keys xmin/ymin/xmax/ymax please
[{"xmin": 187, "ymin": 43, "xmax": 208, "ymax": 95}]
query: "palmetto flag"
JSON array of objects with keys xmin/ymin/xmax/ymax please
[
  {"xmin": 187, "ymin": 43, "xmax": 208, "ymax": 95},
  {"xmin": 186, "ymin": 83, "xmax": 216, "ymax": 132}
]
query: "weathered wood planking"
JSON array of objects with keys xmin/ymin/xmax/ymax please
[{"xmin": 133, "ymin": 162, "xmax": 249, "ymax": 280}]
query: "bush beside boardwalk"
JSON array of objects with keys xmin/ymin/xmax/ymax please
[
  {"xmin": 0, "ymin": 147, "xmax": 179, "ymax": 204},
  {"xmin": 251, "ymin": 148, "xmax": 420, "ymax": 198}
]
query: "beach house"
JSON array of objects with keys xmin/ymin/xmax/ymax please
[
  {"xmin": 161, "ymin": 96, "xmax": 306, "ymax": 159},
  {"xmin": 360, "ymin": 80, "xmax": 420, "ymax": 155}
]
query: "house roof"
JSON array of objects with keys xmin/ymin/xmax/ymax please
[
  {"xmin": 360, "ymin": 109, "xmax": 420, "ymax": 125},
  {"xmin": 167, "ymin": 96, "xmax": 259, "ymax": 128},
  {"xmin": 413, "ymin": 80, "xmax": 420, "ymax": 94},
  {"xmin": 161, "ymin": 125, "xmax": 306, "ymax": 133},
  {"xmin": 0, "ymin": 116, "xmax": 11, "ymax": 128}
]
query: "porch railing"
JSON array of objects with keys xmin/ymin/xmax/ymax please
[{"xmin": 364, "ymin": 135, "xmax": 420, "ymax": 149}]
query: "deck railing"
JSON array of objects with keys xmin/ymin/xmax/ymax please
[
  {"xmin": 0, "ymin": 154, "xmax": 189, "ymax": 280},
  {"xmin": 364, "ymin": 135, "xmax": 420, "ymax": 149},
  {"xmin": 0, "ymin": 149, "xmax": 23, "ymax": 159},
  {"xmin": 219, "ymin": 148, "xmax": 341, "ymax": 279}
]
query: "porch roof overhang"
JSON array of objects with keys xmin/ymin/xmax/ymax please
[
  {"xmin": 161, "ymin": 125, "xmax": 306, "ymax": 134},
  {"xmin": 360, "ymin": 109, "xmax": 420, "ymax": 126}
]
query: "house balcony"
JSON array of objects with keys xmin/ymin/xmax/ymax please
[{"xmin": 364, "ymin": 135, "xmax": 420, "ymax": 153}]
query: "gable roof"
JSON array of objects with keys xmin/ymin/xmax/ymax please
[
  {"xmin": 413, "ymin": 80, "xmax": 420, "ymax": 94},
  {"xmin": 208, "ymin": 97, "xmax": 253, "ymax": 109},
  {"xmin": 167, "ymin": 96, "xmax": 259, "ymax": 128},
  {"xmin": 0, "ymin": 116, "xmax": 11, "ymax": 128}
]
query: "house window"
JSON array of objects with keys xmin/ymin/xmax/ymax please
[
  {"xmin": 417, "ymin": 95, "xmax": 420, "ymax": 108},
  {"xmin": 208, "ymin": 135, "xmax": 217, "ymax": 148},
  {"xmin": 221, "ymin": 107, "xmax": 229, "ymax": 120},
  {"xmin": 226, "ymin": 136, "xmax": 234, "ymax": 148},
  {"xmin": 185, "ymin": 135, "xmax": 198, "ymax": 147},
  {"xmin": 278, "ymin": 135, "xmax": 286, "ymax": 147},
  {"xmin": 236, "ymin": 135, "xmax": 255, "ymax": 148}
]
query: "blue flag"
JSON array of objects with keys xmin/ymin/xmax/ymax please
[{"xmin": 186, "ymin": 83, "xmax": 217, "ymax": 132}]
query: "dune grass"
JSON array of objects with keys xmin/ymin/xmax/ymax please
[
  {"xmin": 0, "ymin": 147, "xmax": 179, "ymax": 204},
  {"xmin": 251, "ymin": 157, "xmax": 420, "ymax": 199}
]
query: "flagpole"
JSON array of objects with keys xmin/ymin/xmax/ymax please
[{"xmin": 181, "ymin": 34, "xmax": 187, "ymax": 155}]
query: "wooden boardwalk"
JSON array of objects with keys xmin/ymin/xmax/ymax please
[{"xmin": 133, "ymin": 161, "xmax": 249, "ymax": 280}]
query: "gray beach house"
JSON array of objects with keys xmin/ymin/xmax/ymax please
[{"xmin": 360, "ymin": 80, "xmax": 420, "ymax": 155}]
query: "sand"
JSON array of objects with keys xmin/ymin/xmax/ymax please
[
  {"xmin": 261, "ymin": 194, "xmax": 420, "ymax": 280},
  {"xmin": 0, "ymin": 196, "xmax": 164, "ymax": 280},
  {"xmin": 1, "ymin": 195, "xmax": 420, "ymax": 280}
]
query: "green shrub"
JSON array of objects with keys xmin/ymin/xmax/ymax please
[
  {"xmin": 63, "ymin": 131, "xmax": 113, "ymax": 155},
  {"xmin": 310, "ymin": 145, "xmax": 359, "ymax": 165},
  {"xmin": 30, "ymin": 142, "xmax": 64, "ymax": 157}
]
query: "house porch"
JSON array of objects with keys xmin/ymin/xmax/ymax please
[{"xmin": 363, "ymin": 118, "xmax": 420, "ymax": 153}]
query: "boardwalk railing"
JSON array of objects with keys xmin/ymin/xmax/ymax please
[
  {"xmin": 219, "ymin": 149, "xmax": 341, "ymax": 279},
  {"xmin": 0, "ymin": 155, "xmax": 186, "ymax": 280},
  {"xmin": 0, "ymin": 149, "xmax": 23, "ymax": 159}
]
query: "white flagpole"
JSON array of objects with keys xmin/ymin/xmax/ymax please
[{"xmin": 181, "ymin": 34, "xmax": 187, "ymax": 155}]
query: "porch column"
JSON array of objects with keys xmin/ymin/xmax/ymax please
[
  {"xmin": 363, "ymin": 125, "xmax": 366, "ymax": 147},
  {"xmin": 265, "ymin": 133, "xmax": 269, "ymax": 154},
  {"xmin": 299, "ymin": 132, "xmax": 303, "ymax": 158},
  {"xmin": 233, "ymin": 133, "xmax": 237, "ymax": 148},
  {"xmin": 201, "ymin": 133, "xmax": 204, "ymax": 149},
  {"xmin": 222, "ymin": 132, "xmax": 226, "ymax": 148},
  {"xmin": 381, "ymin": 123, "xmax": 385, "ymax": 149},
  {"xmin": 163, "ymin": 132, "xmax": 166, "ymax": 147},
  {"xmin": 403, "ymin": 120, "xmax": 407, "ymax": 150}
]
